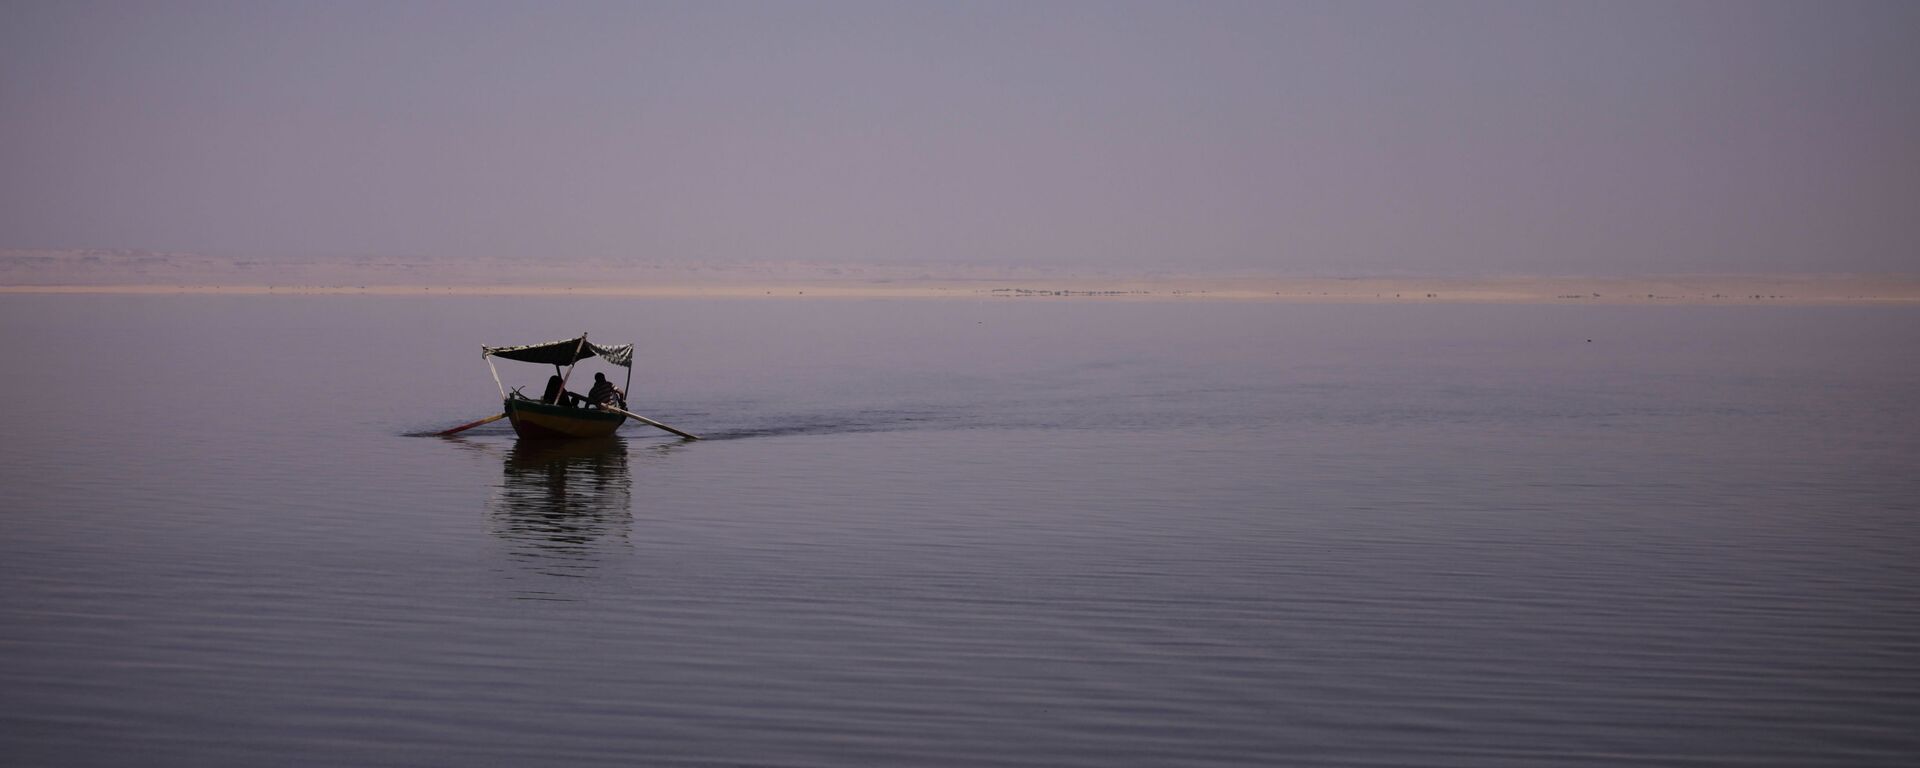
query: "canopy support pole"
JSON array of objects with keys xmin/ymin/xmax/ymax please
[
  {"xmin": 486, "ymin": 355, "xmax": 506, "ymax": 398},
  {"xmin": 557, "ymin": 333, "xmax": 588, "ymax": 399}
]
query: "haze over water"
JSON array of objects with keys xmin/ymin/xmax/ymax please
[
  {"xmin": 5, "ymin": 1, "xmax": 1920, "ymax": 764},
  {"xmin": 2, "ymin": 295, "xmax": 1916, "ymax": 766}
]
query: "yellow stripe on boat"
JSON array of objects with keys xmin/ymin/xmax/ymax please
[{"xmin": 503, "ymin": 398, "xmax": 626, "ymax": 439}]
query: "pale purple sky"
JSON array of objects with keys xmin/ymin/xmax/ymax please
[{"xmin": 3, "ymin": 1, "xmax": 1916, "ymax": 274}]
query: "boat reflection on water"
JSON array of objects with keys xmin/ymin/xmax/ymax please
[{"xmin": 490, "ymin": 437, "xmax": 633, "ymax": 580}]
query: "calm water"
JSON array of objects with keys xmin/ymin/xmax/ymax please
[{"xmin": 2, "ymin": 295, "xmax": 1917, "ymax": 766}]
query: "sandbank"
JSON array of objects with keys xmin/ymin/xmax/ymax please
[{"xmin": 2, "ymin": 249, "xmax": 1914, "ymax": 305}]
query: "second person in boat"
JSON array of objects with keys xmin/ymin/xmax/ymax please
[{"xmin": 587, "ymin": 372, "xmax": 625, "ymax": 410}]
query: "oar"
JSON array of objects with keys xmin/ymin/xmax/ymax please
[
  {"xmin": 436, "ymin": 413, "xmax": 505, "ymax": 436},
  {"xmin": 603, "ymin": 405, "xmax": 702, "ymax": 440}
]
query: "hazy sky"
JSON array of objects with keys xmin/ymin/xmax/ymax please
[{"xmin": 3, "ymin": 1, "xmax": 1916, "ymax": 274}]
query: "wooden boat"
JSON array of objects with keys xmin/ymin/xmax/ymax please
[
  {"xmin": 444, "ymin": 333, "xmax": 696, "ymax": 440},
  {"xmin": 483, "ymin": 334, "xmax": 636, "ymax": 440},
  {"xmin": 502, "ymin": 397, "xmax": 627, "ymax": 439}
]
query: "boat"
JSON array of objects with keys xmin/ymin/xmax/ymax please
[
  {"xmin": 501, "ymin": 396, "xmax": 629, "ymax": 439},
  {"xmin": 433, "ymin": 333, "xmax": 697, "ymax": 440},
  {"xmin": 482, "ymin": 334, "xmax": 637, "ymax": 440}
]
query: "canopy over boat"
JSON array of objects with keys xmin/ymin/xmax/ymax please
[{"xmin": 483, "ymin": 336, "xmax": 632, "ymax": 368}]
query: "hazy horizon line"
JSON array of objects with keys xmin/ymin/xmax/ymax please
[{"xmin": 4, "ymin": 246, "xmax": 1914, "ymax": 281}]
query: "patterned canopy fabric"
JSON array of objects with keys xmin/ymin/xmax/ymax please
[{"xmin": 483, "ymin": 336, "xmax": 633, "ymax": 367}]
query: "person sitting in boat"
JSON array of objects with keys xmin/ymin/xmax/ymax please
[
  {"xmin": 542, "ymin": 374, "xmax": 586, "ymax": 407},
  {"xmin": 587, "ymin": 372, "xmax": 625, "ymax": 409}
]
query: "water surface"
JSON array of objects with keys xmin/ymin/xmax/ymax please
[{"xmin": 2, "ymin": 296, "xmax": 1916, "ymax": 766}]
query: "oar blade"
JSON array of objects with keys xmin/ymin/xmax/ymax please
[
  {"xmin": 605, "ymin": 406, "xmax": 701, "ymax": 440},
  {"xmin": 436, "ymin": 413, "xmax": 506, "ymax": 436}
]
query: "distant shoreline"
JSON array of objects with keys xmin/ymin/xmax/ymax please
[
  {"xmin": 4, "ymin": 248, "xmax": 1916, "ymax": 304},
  {"xmin": 4, "ymin": 275, "xmax": 1917, "ymax": 305}
]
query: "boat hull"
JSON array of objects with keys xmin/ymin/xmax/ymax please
[{"xmin": 503, "ymin": 398, "xmax": 627, "ymax": 439}]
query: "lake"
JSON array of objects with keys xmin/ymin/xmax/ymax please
[{"xmin": 2, "ymin": 295, "xmax": 1916, "ymax": 766}]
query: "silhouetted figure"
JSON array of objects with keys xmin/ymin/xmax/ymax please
[
  {"xmin": 543, "ymin": 374, "xmax": 585, "ymax": 407},
  {"xmin": 587, "ymin": 372, "xmax": 625, "ymax": 409}
]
